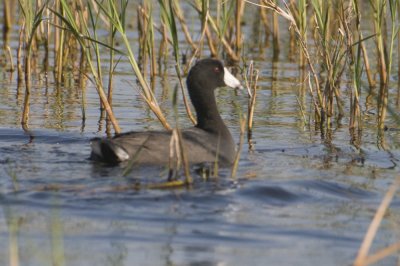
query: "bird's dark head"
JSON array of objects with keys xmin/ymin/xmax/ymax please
[{"xmin": 186, "ymin": 58, "xmax": 242, "ymax": 94}]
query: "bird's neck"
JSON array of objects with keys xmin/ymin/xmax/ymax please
[{"xmin": 193, "ymin": 90, "xmax": 227, "ymax": 134}]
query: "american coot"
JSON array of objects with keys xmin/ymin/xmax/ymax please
[{"xmin": 90, "ymin": 58, "xmax": 242, "ymax": 165}]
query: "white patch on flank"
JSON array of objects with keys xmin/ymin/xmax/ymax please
[
  {"xmin": 115, "ymin": 146, "xmax": 130, "ymax": 161},
  {"xmin": 91, "ymin": 141, "xmax": 102, "ymax": 157},
  {"xmin": 224, "ymin": 67, "xmax": 243, "ymax": 89}
]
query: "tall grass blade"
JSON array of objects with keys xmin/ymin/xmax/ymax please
[
  {"xmin": 159, "ymin": 0, "xmax": 196, "ymax": 124},
  {"xmin": 50, "ymin": 0, "xmax": 122, "ymax": 134},
  {"xmin": 95, "ymin": 0, "xmax": 171, "ymax": 129}
]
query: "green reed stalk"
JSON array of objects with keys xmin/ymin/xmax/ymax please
[
  {"xmin": 3, "ymin": 0, "xmax": 13, "ymax": 33},
  {"xmin": 79, "ymin": 46, "xmax": 87, "ymax": 124},
  {"xmin": 398, "ymin": 2, "xmax": 400, "ymax": 106},
  {"xmin": 51, "ymin": 0, "xmax": 121, "ymax": 134},
  {"xmin": 21, "ymin": 92, "xmax": 30, "ymax": 131},
  {"xmin": 57, "ymin": 7, "xmax": 65, "ymax": 84},
  {"xmin": 217, "ymin": 0, "xmax": 235, "ymax": 48},
  {"xmin": 310, "ymin": 0, "xmax": 329, "ymax": 115},
  {"xmin": 18, "ymin": 0, "xmax": 46, "ymax": 128},
  {"xmin": 96, "ymin": 0, "xmax": 171, "ymax": 130},
  {"xmin": 351, "ymin": 0, "xmax": 375, "ymax": 90},
  {"xmin": 344, "ymin": 1, "xmax": 374, "ymax": 92},
  {"xmin": 375, "ymin": 0, "xmax": 388, "ymax": 128},
  {"xmin": 374, "ymin": 0, "xmax": 400, "ymax": 128},
  {"xmin": 311, "ymin": 0, "xmax": 351, "ymax": 123},
  {"xmin": 17, "ymin": 23, "xmax": 24, "ymax": 85},
  {"xmin": 230, "ymin": 112, "xmax": 246, "ymax": 179},
  {"xmin": 350, "ymin": 0, "xmax": 364, "ymax": 131},
  {"xmin": 1, "ymin": 0, "xmax": 14, "ymax": 70},
  {"xmin": 138, "ymin": 3, "xmax": 169, "ymax": 76},
  {"xmin": 159, "ymin": 0, "xmax": 196, "ymax": 124},
  {"xmin": 298, "ymin": 0, "xmax": 306, "ymax": 66},
  {"xmin": 376, "ymin": 2, "xmax": 386, "ymax": 128},
  {"xmin": 350, "ymin": 37, "xmax": 363, "ymax": 131},
  {"xmin": 148, "ymin": 6, "xmax": 157, "ymax": 82},
  {"xmin": 41, "ymin": 5, "xmax": 50, "ymax": 76},
  {"xmin": 199, "ymin": 0, "xmax": 215, "ymax": 58},
  {"xmin": 88, "ymin": 1, "xmax": 112, "ymax": 134},
  {"xmin": 192, "ymin": 0, "xmax": 239, "ymax": 61},
  {"xmin": 107, "ymin": 1, "xmax": 117, "ymax": 107},
  {"xmin": 361, "ymin": 44, "xmax": 376, "ymax": 90},
  {"xmin": 2, "ymin": 0, "xmax": 15, "ymax": 73},
  {"xmin": 4, "ymin": 46, "xmax": 14, "ymax": 72},
  {"xmin": 272, "ymin": 0, "xmax": 280, "ymax": 55},
  {"xmin": 182, "ymin": 0, "xmax": 211, "ymax": 70},
  {"xmin": 379, "ymin": 0, "xmax": 400, "ymax": 126},
  {"xmin": 171, "ymin": 86, "xmax": 192, "ymax": 184},
  {"xmin": 244, "ymin": 60, "xmax": 259, "ymax": 133},
  {"xmin": 311, "ymin": 0, "xmax": 330, "ymax": 49},
  {"xmin": 139, "ymin": 2, "xmax": 157, "ymax": 87},
  {"xmin": 88, "ymin": 3, "xmax": 104, "ymax": 90},
  {"xmin": 261, "ymin": 0, "xmax": 322, "ymax": 122},
  {"xmin": 137, "ymin": 4, "xmax": 173, "ymax": 47},
  {"xmin": 235, "ymin": 0, "xmax": 245, "ymax": 52},
  {"xmin": 53, "ymin": 0, "xmax": 59, "ymax": 78},
  {"xmin": 396, "ymin": 2, "xmax": 400, "ymax": 106},
  {"xmin": 138, "ymin": 3, "xmax": 149, "ymax": 79},
  {"xmin": 137, "ymin": 4, "xmax": 146, "ymax": 75},
  {"xmin": 18, "ymin": 0, "xmax": 32, "ymax": 92},
  {"xmin": 371, "ymin": 0, "xmax": 388, "ymax": 86},
  {"xmin": 202, "ymin": 5, "xmax": 218, "ymax": 57},
  {"xmin": 259, "ymin": 0, "xmax": 271, "ymax": 46},
  {"xmin": 172, "ymin": 1, "xmax": 197, "ymax": 52},
  {"xmin": 158, "ymin": 22, "xmax": 168, "ymax": 68},
  {"xmin": 208, "ymin": 11, "xmax": 239, "ymax": 61}
]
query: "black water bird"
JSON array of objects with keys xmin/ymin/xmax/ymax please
[{"xmin": 90, "ymin": 58, "xmax": 242, "ymax": 165}]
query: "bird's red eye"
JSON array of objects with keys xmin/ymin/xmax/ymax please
[{"xmin": 214, "ymin": 67, "xmax": 221, "ymax": 73}]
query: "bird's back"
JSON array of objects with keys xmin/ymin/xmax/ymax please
[{"xmin": 90, "ymin": 127, "xmax": 235, "ymax": 165}]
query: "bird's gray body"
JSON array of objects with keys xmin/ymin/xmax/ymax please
[
  {"xmin": 90, "ymin": 58, "xmax": 241, "ymax": 166},
  {"xmin": 90, "ymin": 127, "xmax": 235, "ymax": 165}
]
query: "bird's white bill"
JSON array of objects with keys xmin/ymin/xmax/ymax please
[{"xmin": 224, "ymin": 67, "xmax": 243, "ymax": 89}]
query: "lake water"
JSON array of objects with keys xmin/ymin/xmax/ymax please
[{"xmin": 0, "ymin": 2, "xmax": 399, "ymax": 266}]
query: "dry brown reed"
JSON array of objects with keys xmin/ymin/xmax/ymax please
[
  {"xmin": 12, "ymin": 0, "xmax": 252, "ymax": 133},
  {"xmin": 3, "ymin": 0, "xmax": 14, "ymax": 33},
  {"xmin": 235, "ymin": 0, "xmax": 245, "ymax": 52},
  {"xmin": 354, "ymin": 176, "xmax": 400, "ymax": 266},
  {"xmin": 16, "ymin": 23, "xmax": 24, "ymax": 85},
  {"xmin": 230, "ymin": 113, "xmax": 247, "ymax": 179},
  {"xmin": 258, "ymin": 0, "xmax": 323, "ymax": 123},
  {"xmin": 169, "ymin": 128, "xmax": 192, "ymax": 184},
  {"xmin": 2, "ymin": 0, "xmax": 15, "ymax": 72},
  {"xmin": 172, "ymin": 2, "xmax": 197, "ymax": 52},
  {"xmin": 7, "ymin": 0, "xmax": 399, "ymax": 137},
  {"xmin": 271, "ymin": 0, "xmax": 280, "ymax": 56},
  {"xmin": 244, "ymin": 60, "xmax": 259, "ymax": 133},
  {"xmin": 256, "ymin": 0, "xmax": 400, "ymax": 137},
  {"xmin": 190, "ymin": 1, "xmax": 241, "ymax": 61}
]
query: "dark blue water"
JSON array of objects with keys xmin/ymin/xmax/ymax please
[{"xmin": 0, "ymin": 119, "xmax": 398, "ymax": 266}]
